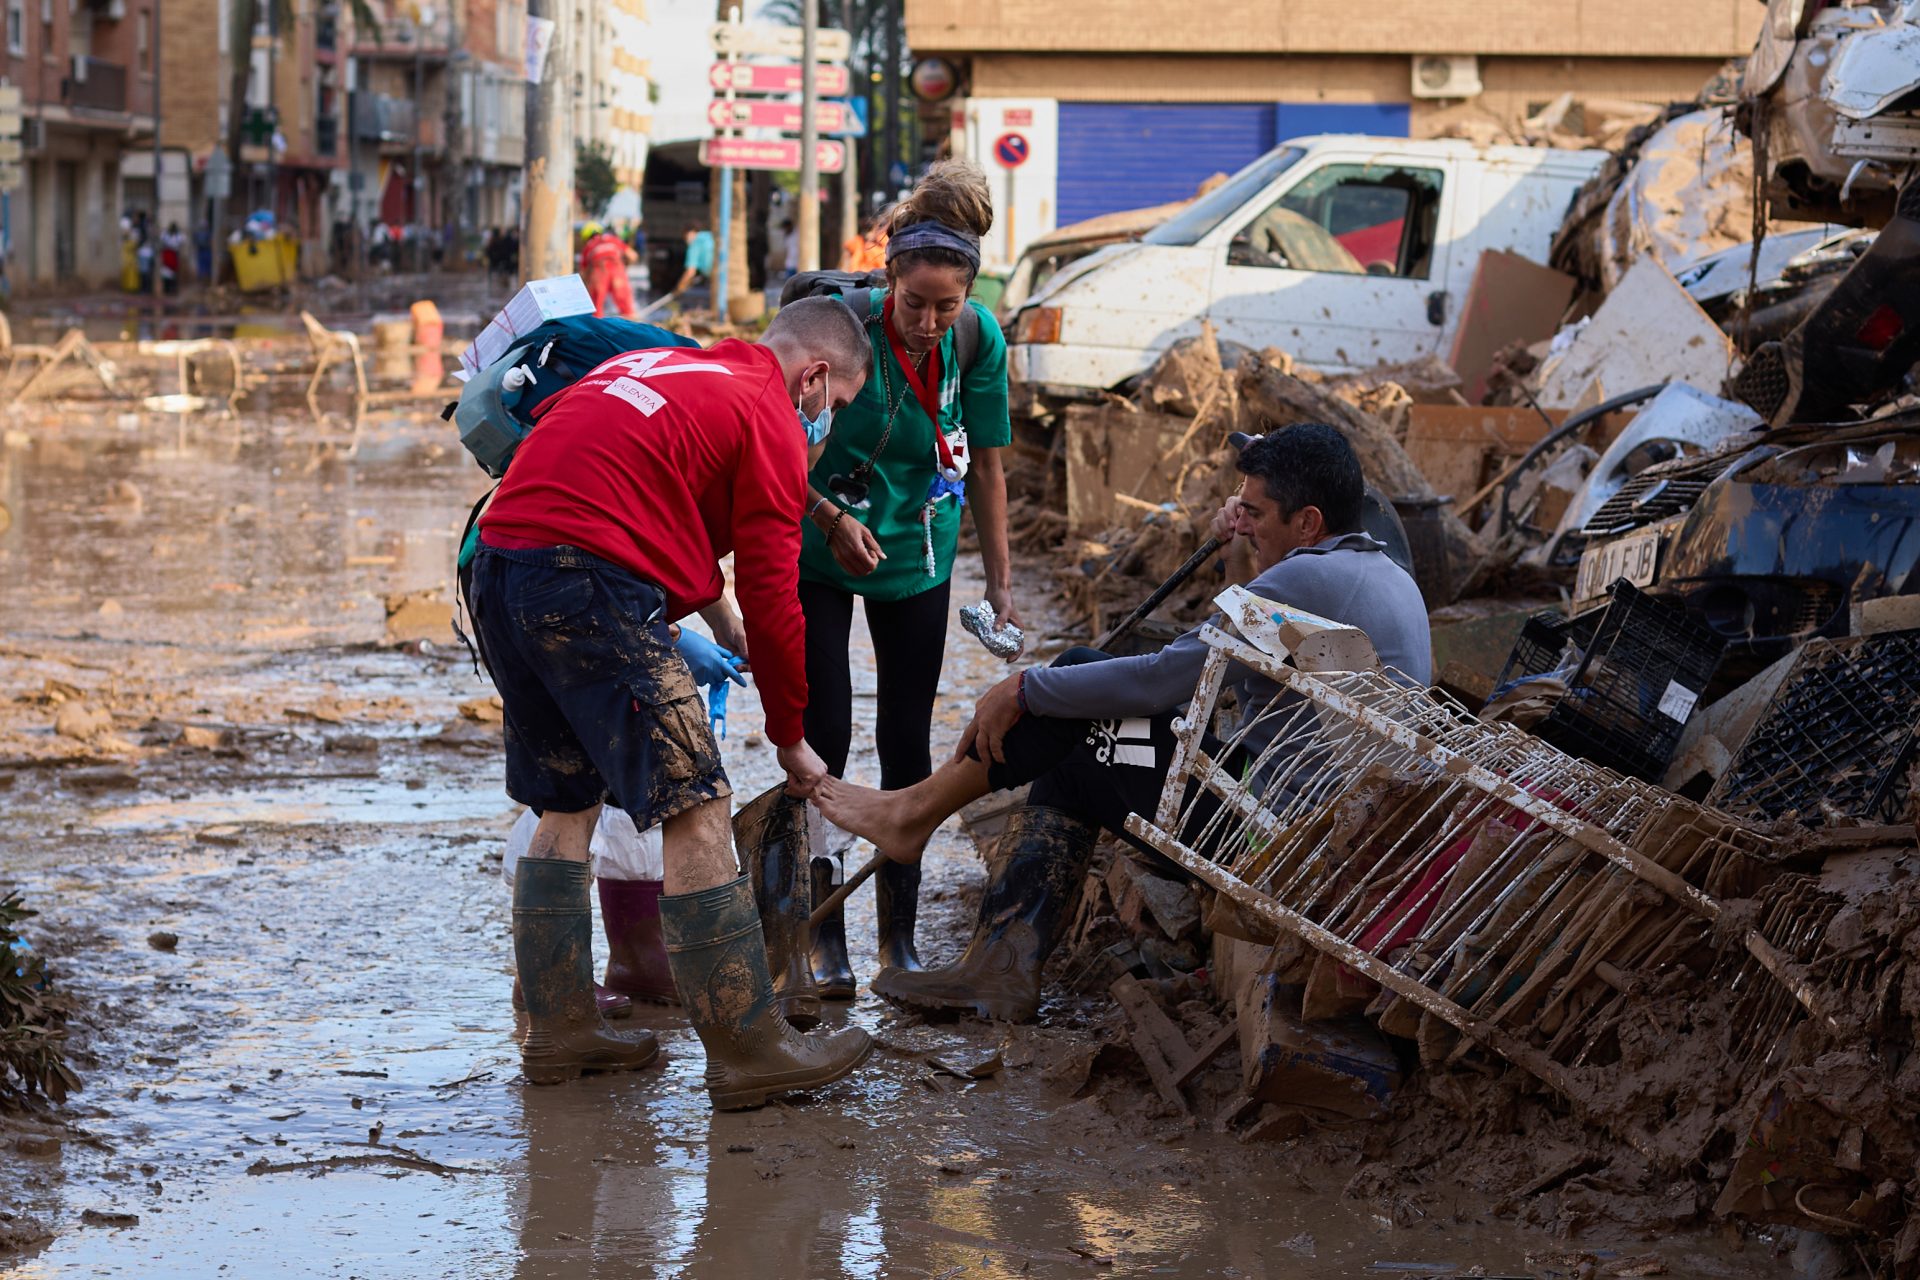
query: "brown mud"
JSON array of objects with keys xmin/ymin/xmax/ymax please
[{"xmin": 0, "ymin": 408, "xmax": 1793, "ymax": 1277}]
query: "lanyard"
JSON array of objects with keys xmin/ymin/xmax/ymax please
[{"xmin": 882, "ymin": 298, "xmax": 958, "ymax": 474}]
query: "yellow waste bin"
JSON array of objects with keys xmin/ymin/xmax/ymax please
[{"xmin": 229, "ymin": 234, "xmax": 298, "ymax": 292}]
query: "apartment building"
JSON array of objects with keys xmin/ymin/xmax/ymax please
[{"xmin": 2, "ymin": 0, "xmax": 160, "ymax": 285}]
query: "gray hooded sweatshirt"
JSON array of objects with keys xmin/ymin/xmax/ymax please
[{"xmin": 1022, "ymin": 531, "xmax": 1432, "ymax": 757}]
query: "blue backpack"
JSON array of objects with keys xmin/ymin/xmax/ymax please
[{"xmin": 451, "ymin": 314, "xmax": 700, "ymax": 479}]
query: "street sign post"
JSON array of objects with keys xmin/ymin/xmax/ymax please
[
  {"xmin": 699, "ymin": 137, "xmax": 846, "ymax": 174},
  {"xmin": 707, "ymin": 62, "xmax": 849, "ymax": 96},
  {"xmin": 707, "ymin": 99, "xmax": 859, "ymax": 135},
  {"xmin": 710, "ymin": 23, "xmax": 850, "ymax": 61}
]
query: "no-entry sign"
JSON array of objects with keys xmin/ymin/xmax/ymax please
[{"xmin": 993, "ymin": 132, "xmax": 1031, "ymax": 170}]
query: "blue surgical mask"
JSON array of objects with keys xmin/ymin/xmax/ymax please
[{"xmin": 798, "ymin": 370, "xmax": 832, "ymax": 447}]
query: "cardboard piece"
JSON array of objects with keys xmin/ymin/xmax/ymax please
[
  {"xmin": 456, "ymin": 274, "xmax": 595, "ymax": 381},
  {"xmin": 1404, "ymin": 404, "xmax": 1559, "ymax": 506},
  {"xmin": 1063, "ymin": 404, "xmax": 1211, "ymax": 534},
  {"xmin": 1447, "ymin": 249, "xmax": 1577, "ymax": 405},
  {"xmin": 1535, "ymin": 258, "xmax": 1737, "ymax": 410}
]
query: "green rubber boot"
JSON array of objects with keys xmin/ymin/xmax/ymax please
[
  {"xmin": 514, "ymin": 857, "xmax": 660, "ymax": 1086},
  {"xmin": 661, "ymin": 875, "xmax": 872, "ymax": 1111}
]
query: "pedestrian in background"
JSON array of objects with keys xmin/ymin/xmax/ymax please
[
  {"xmin": 675, "ymin": 225, "xmax": 716, "ymax": 299},
  {"xmin": 797, "ymin": 160, "xmax": 1023, "ymax": 999}
]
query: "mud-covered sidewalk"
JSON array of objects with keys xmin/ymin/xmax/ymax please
[{"xmin": 0, "ymin": 412, "xmax": 1784, "ymax": 1278}]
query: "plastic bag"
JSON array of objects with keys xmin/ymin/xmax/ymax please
[{"xmin": 501, "ymin": 807, "xmax": 664, "ymax": 892}]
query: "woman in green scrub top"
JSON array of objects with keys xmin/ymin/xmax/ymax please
[{"xmin": 798, "ymin": 160, "xmax": 1022, "ymax": 999}]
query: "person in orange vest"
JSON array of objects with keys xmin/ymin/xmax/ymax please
[
  {"xmin": 839, "ymin": 218, "xmax": 887, "ymax": 273},
  {"xmin": 578, "ymin": 222, "xmax": 641, "ymax": 319}
]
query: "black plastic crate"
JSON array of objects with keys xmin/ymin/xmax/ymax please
[
  {"xmin": 1710, "ymin": 628, "xmax": 1920, "ymax": 825},
  {"xmin": 1535, "ymin": 580, "xmax": 1726, "ymax": 781},
  {"xmin": 1493, "ymin": 606, "xmax": 1605, "ymax": 695}
]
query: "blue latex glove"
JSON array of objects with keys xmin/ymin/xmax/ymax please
[{"xmin": 674, "ymin": 628, "xmax": 748, "ymax": 738}]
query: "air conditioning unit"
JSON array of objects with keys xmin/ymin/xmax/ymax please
[
  {"xmin": 70, "ymin": 53, "xmax": 87, "ymax": 82},
  {"xmin": 1411, "ymin": 54, "xmax": 1482, "ymax": 100},
  {"xmin": 103, "ymin": 0, "xmax": 125, "ymax": 18}
]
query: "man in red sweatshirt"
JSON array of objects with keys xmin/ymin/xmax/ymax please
[{"xmin": 469, "ymin": 296, "xmax": 874, "ymax": 1108}]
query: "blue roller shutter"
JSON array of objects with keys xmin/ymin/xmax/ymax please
[{"xmin": 1055, "ymin": 101, "xmax": 1412, "ymax": 226}]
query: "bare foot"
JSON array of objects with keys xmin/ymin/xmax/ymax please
[{"xmin": 813, "ymin": 777, "xmax": 938, "ymax": 865}]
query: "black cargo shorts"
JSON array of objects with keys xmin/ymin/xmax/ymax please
[{"xmin": 468, "ymin": 543, "xmax": 732, "ymax": 825}]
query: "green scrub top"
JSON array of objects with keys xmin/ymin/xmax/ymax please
[{"xmin": 798, "ymin": 293, "xmax": 1011, "ymax": 601}]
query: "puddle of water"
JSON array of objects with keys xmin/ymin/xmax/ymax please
[{"xmin": 88, "ymin": 779, "xmax": 514, "ymax": 831}]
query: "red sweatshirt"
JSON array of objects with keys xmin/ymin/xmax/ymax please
[{"xmin": 480, "ymin": 339, "xmax": 810, "ymax": 746}]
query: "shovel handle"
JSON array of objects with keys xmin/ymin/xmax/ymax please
[
  {"xmin": 1094, "ymin": 534, "xmax": 1226, "ymax": 652},
  {"xmin": 807, "ymin": 854, "xmax": 884, "ymax": 929}
]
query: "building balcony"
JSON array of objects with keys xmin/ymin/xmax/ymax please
[
  {"xmin": 63, "ymin": 57, "xmax": 127, "ymax": 114},
  {"xmin": 351, "ymin": 93, "xmax": 445, "ymax": 153}
]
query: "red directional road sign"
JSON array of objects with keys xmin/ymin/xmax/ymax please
[
  {"xmin": 700, "ymin": 137, "xmax": 847, "ymax": 174},
  {"xmin": 708, "ymin": 62, "xmax": 850, "ymax": 96},
  {"xmin": 707, "ymin": 99, "xmax": 855, "ymax": 133}
]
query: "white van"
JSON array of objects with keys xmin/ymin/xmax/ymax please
[{"xmin": 1006, "ymin": 135, "xmax": 1608, "ymax": 407}]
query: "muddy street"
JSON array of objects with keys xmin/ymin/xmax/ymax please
[{"xmin": 0, "ymin": 412, "xmax": 1783, "ymax": 1279}]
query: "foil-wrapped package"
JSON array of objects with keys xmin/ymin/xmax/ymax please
[{"xmin": 959, "ymin": 599, "xmax": 1024, "ymax": 659}]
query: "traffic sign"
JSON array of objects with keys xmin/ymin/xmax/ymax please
[
  {"xmin": 708, "ymin": 62, "xmax": 850, "ymax": 95},
  {"xmin": 993, "ymin": 132, "xmax": 1031, "ymax": 170},
  {"xmin": 710, "ymin": 23, "xmax": 851, "ymax": 61},
  {"xmin": 0, "ymin": 85, "xmax": 20, "ymax": 112},
  {"xmin": 700, "ymin": 137, "xmax": 846, "ymax": 174},
  {"xmin": 204, "ymin": 148, "xmax": 233, "ymax": 200},
  {"xmin": 0, "ymin": 163, "xmax": 21, "ymax": 192},
  {"xmin": 707, "ymin": 99, "xmax": 859, "ymax": 135},
  {"xmin": 0, "ymin": 138, "xmax": 19, "ymax": 163}
]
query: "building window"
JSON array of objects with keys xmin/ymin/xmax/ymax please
[
  {"xmin": 6, "ymin": 0, "xmax": 24, "ymax": 54},
  {"xmin": 137, "ymin": 10, "xmax": 150, "ymax": 74}
]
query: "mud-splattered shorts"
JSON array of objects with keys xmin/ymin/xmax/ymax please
[{"xmin": 467, "ymin": 543, "xmax": 732, "ymax": 825}]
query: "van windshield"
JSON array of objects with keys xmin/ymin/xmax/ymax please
[{"xmin": 1142, "ymin": 147, "xmax": 1305, "ymax": 247}]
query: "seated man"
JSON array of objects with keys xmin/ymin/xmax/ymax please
[{"xmin": 816, "ymin": 423, "xmax": 1433, "ymax": 1021}]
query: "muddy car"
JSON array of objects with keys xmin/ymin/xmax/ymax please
[{"xmin": 1653, "ymin": 422, "xmax": 1920, "ymax": 660}]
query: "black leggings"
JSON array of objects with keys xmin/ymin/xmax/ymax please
[{"xmin": 798, "ymin": 576, "xmax": 952, "ymax": 787}]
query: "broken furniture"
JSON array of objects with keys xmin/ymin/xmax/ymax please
[
  {"xmin": 4, "ymin": 326, "xmax": 119, "ymax": 407},
  {"xmin": 298, "ymin": 310, "xmax": 370, "ymax": 451},
  {"xmin": 1125, "ymin": 607, "xmax": 1828, "ymax": 1171},
  {"xmin": 137, "ymin": 339, "xmax": 247, "ymax": 417}
]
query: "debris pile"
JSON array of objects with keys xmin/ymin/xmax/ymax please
[{"xmin": 996, "ymin": 3, "xmax": 1920, "ymax": 1265}]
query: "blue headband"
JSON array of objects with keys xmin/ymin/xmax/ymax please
[{"xmin": 886, "ymin": 221, "xmax": 982, "ymax": 271}]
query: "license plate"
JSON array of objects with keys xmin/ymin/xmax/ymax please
[{"xmin": 1575, "ymin": 524, "xmax": 1664, "ymax": 604}]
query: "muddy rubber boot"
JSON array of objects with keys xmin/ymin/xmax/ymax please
[
  {"xmin": 735, "ymin": 786, "xmax": 823, "ymax": 1030},
  {"xmin": 600, "ymin": 877, "xmax": 680, "ymax": 1006},
  {"xmin": 870, "ymin": 806, "xmax": 1098, "ymax": 1023},
  {"xmin": 874, "ymin": 859, "xmax": 924, "ymax": 974},
  {"xmin": 514, "ymin": 857, "xmax": 661, "ymax": 1086},
  {"xmin": 807, "ymin": 856, "xmax": 857, "ymax": 1001},
  {"xmin": 512, "ymin": 977, "xmax": 634, "ymax": 1019},
  {"xmin": 660, "ymin": 875, "xmax": 872, "ymax": 1111}
]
